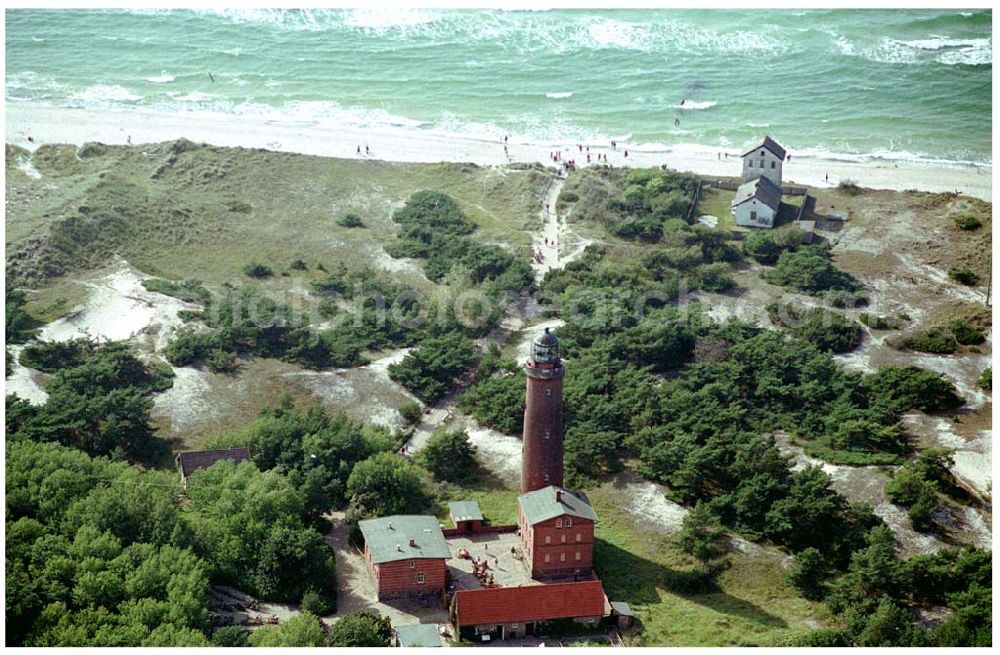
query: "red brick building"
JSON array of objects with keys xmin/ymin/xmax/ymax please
[
  {"xmin": 518, "ymin": 486, "xmax": 597, "ymax": 579},
  {"xmin": 359, "ymin": 515, "xmax": 451, "ymax": 602},
  {"xmin": 451, "ymin": 575, "xmax": 607, "ymax": 640}
]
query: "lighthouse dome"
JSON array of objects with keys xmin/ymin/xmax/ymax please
[{"xmin": 531, "ymin": 327, "xmax": 560, "ymax": 363}]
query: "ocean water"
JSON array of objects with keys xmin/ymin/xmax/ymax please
[{"xmin": 5, "ymin": 8, "xmax": 993, "ymax": 166}]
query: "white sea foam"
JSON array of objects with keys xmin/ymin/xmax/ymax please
[
  {"xmin": 172, "ymin": 92, "xmax": 216, "ymax": 103},
  {"xmin": 669, "ymin": 100, "xmax": 717, "ymax": 110},
  {"xmin": 145, "ymin": 73, "xmax": 176, "ymax": 84},
  {"xmin": 545, "ymin": 91, "xmax": 573, "ymax": 99},
  {"xmin": 586, "ymin": 19, "xmax": 652, "ymax": 51},
  {"xmin": 69, "ymin": 84, "xmax": 142, "ymax": 105}
]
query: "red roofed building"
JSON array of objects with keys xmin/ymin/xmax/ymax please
[{"xmin": 450, "ymin": 575, "xmax": 608, "ymax": 640}]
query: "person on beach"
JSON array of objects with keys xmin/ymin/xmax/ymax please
[
  {"xmin": 127, "ymin": 134, "xmax": 132, "ymax": 145},
  {"xmin": 674, "ymin": 117, "xmax": 680, "ymax": 126},
  {"xmin": 365, "ymin": 144, "xmax": 370, "ymax": 155},
  {"xmin": 825, "ymin": 173, "xmax": 829, "ymax": 182},
  {"xmin": 611, "ymin": 140, "xmax": 616, "ymax": 150},
  {"xmin": 356, "ymin": 145, "xmax": 361, "ymax": 155},
  {"xmin": 578, "ymin": 144, "xmax": 583, "ymax": 152},
  {"xmin": 624, "ymin": 149, "xmax": 629, "ymax": 158},
  {"xmin": 587, "ymin": 153, "xmax": 591, "ymax": 163}
]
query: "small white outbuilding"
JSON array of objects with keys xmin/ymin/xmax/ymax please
[{"xmin": 732, "ymin": 176, "xmax": 782, "ymax": 228}]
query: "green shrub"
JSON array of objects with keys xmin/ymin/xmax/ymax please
[
  {"xmin": 767, "ymin": 303, "xmax": 863, "ymax": 353},
  {"xmin": 837, "ymin": 179, "xmax": 863, "ymax": 195},
  {"xmin": 950, "ymin": 319, "xmax": 985, "ymax": 345},
  {"xmin": 419, "ymin": 429, "xmax": 478, "ymax": 482},
  {"xmin": 300, "ymin": 589, "xmax": 336, "ymax": 616},
  {"xmin": 764, "ymin": 245, "xmax": 860, "ymax": 295},
  {"xmin": 977, "ymin": 367, "xmax": 991, "ymax": 390},
  {"xmin": 142, "ymin": 278, "xmax": 210, "ymax": 304},
  {"xmin": 243, "ymin": 262, "xmax": 273, "ymax": 278},
  {"xmin": 388, "ymin": 332, "xmax": 476, "ymax": 403},
  {"xmin": 560, "ymin": 190, "xmax": 579, "ymax": 203},
  {"xmin": 859, "ymin": 313, "xmax": 898, "ymax": 330},
  {"xmin": 948, "ymin": 267, "xmax": 979, "ymax": 286},
  {"xmin": 289, "ymin": 259, "xmax": 309, "ymax": 271},
  {"xmin": 226, "ymin": 200, "xmax": 253, "ymax": 214},
  {"xmin": 205, "ymin": 349, "xmax": 239, "ymax": 374},
  {"xmin": 337, "ymin": 213, "xmax": 364, "ymax": 228},
  {"xmin": 902, "ymin": 328, "xmax": 958, "ymax": 354},
  {"xmin": 825, "ymin": 289, "xmax": 869, "ymax": 309},
  {"xmin": 786, "ymin": 547, "xmax": 831, "ymax": 600},
  {"xmin": 744, "ymin": 226, "xmax": 804, "ymax": 265},
  {"xmin": 398, "ymin": 400, "xmax": 423, "ymax": 425},
  {"xmin": 863, "ymin": 366, "xmax": 963, "ymax": 414},
  {"xmin": 953, "ymin": 214, "xmax": 982, "ymax": 230}
]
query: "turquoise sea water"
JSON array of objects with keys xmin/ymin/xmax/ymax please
[{"xmin": 5, "ymin": 8, "xmax": 993, "ymax": 165}]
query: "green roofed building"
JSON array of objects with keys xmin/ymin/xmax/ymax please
[
  {"xmin": 359, "ymin": 515, "xmax": 451, "ymax": 601},
  {"xmin": 448, "ymin": 500, "xmax": 484, "ymax": 533},
  {"xmin": 394, "ymin": 623, "xmax": 443, "ymax": 647},
  {"xmin": 517, "ymin": 486, "xmax": 597, "ymax": 580}
]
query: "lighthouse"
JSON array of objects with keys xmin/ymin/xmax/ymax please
[{"xmin": 521, "ymin": 327, "xmax": 565, "ymax": 493}]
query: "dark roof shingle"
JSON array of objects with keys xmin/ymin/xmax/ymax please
[
  {"xmin": 742, "ymin": 135, "xmax": 787, "ymax": 160},
  {"xmin": 732, "ymin": 175, "xmax": 782, "ymax": 211},
  {"xmin": 176, "ymin": 448, "xmax": 252, "ymax": 478}
]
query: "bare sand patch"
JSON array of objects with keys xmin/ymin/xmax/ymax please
[
  {"xmin": 464, "ymin": 420, "xmax": 523, "ymax": 487},
  {"xmin": 617, "ymin": 479, "xmax": 689, "ymax": 534},
  {"xmin": 4, "ymin": 345, "xmax": 49, "ymax": 405},
  {"xmin": 37, "ymin": 258, "xmax": 196, "ymax": 352},
  {"xmin": 150, "ymin": 366, "xmax": 218, "ymax": 434}
]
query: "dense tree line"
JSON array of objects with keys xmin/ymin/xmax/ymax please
[
  {"xmin": 206, "ymin": 400, "xmax": 396, "ymax": 524},
  {"xmin": 7, "ymin": 340, "xmax": 173, "ymax": 463},
  {"xmin": 6, "ymin": 440, "xmax": 337, "ymax": 646}
]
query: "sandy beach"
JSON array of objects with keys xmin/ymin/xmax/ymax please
[{"xmin": 5, "ymin": 103, "xmax": 992, "ymax": 202}]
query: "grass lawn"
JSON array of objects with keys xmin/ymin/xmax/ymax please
[
  {"xmin": 695, "ymin": 186, "xmax": 738, "ymax": 231},
  {"xmin": 439, "ymin": 477, "xmax": 832, "ymax": 647}
]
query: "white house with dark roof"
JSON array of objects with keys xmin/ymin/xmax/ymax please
[
  {"xmin": 732, "ymin": 175, "xmax": 783, "ymax": 228},
  {"xmin": 741, "ymin": 135, "xmax": 786, "ymax": 186}
]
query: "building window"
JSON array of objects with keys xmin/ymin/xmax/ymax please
[
  {"xmin": 576, "ymin": 533, "xmax": 582, "ymax": 542},
  {"xmin": 750, "ymin": 211, "xmax": 757, "ymax": 221},
  {"xmin": 556, "ymin": 519, "xmax": 562, "ymax": 528},
  {"xmin": 545, "ymin": 554, "xmax": 551, "ymax": 563},
  {"xmin": 410, "ymin": 559, "xmax": 415, "ymax": 568},
  {"xmin": 417, "ymin": 572, "xmax": 425, "ymax": 584},
  {"xmin": 771, "ymin": 161, "xmax": 776, "ymax": 168},
  {"xmin": 560, "ymin": 553, "xmax": 566, "ymax": 562},
  {"xmin": 565, "ymin": 518, "xmax": 572, "ymax": 528},
  {"xmin": 545, "ymin": 535, "xmax": 551, "ymax": 544},
  {"xmin": 561, "ymin": 534, "xmax": 566, "ymax": 544},
  {"xmin": 575, "ymin": 551, "xmax": 581, "ymax": 561}
]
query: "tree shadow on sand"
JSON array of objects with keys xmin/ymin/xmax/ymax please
[{"xmin": 595, "ymin": 538, "xmax": 788, "ymax": 629}]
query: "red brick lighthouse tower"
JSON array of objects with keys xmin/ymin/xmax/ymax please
[{"xmin": 521, "ymin": 327, "xmax": 565, "ymax": 493}]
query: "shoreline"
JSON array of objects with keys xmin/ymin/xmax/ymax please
[{"xmin": 5, "ymin": 103, "xmax": 992, "ymax": 202}]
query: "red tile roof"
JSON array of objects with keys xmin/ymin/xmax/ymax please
[{"xmin": 453, "ymin": 577, "xmax": 607, "ymax": 626}]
